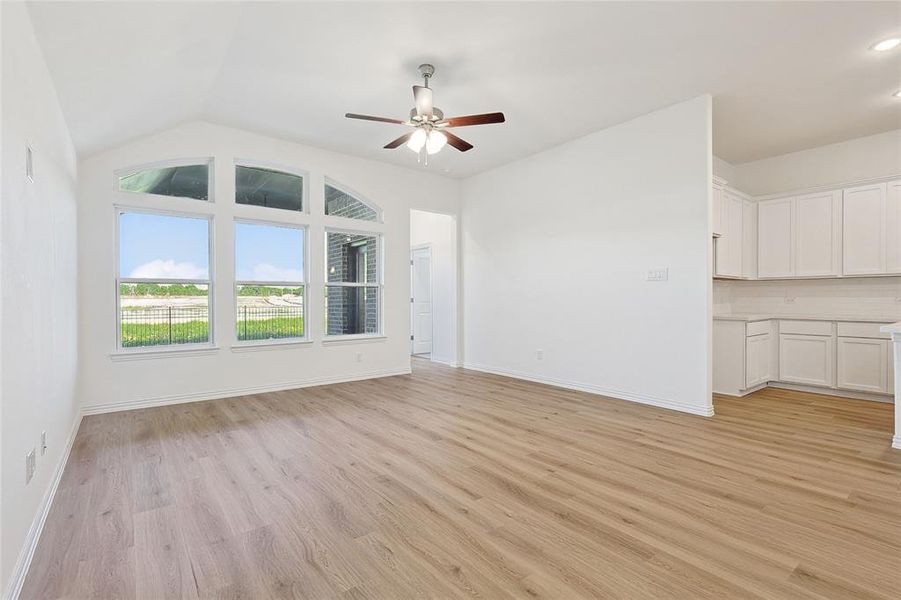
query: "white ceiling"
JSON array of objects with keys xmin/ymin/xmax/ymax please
[{"xmin": 26, "ymin": 1, "xmax": 901, "ymax": 178}]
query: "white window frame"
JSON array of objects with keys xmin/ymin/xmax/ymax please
[
  {"xmin": 114, "ymin": 206, "xmax": 215, "ymax": 353},
  {"xmin": 235, "ymin": 159, "xmax": 310, "ymax": 215},
  {"xmin": 114, "ymin": 157, "xmax": 215, "ymax": 203},
  {"xmin": 234, "ymin": 218, "xmax": 310, "ymax": 346},
  {"xmin": 324, "ymin": 177, "xmax": 384, "ymax": 224},
  {"xmin": 324, "ymin": 228, "xmax": 384, "ymax": 339}
]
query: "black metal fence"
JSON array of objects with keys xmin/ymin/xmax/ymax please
[
  {"xmin": 120, "ymin": 306, "xmax": 209, "ymax": 347},
  {"xmin": 237, "ymin": 305, "xmax": 304, "ymax": 341}
]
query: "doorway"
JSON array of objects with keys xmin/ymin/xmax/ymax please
[
  {"xmin": 410, "ymin": 209, "xmax": 458, "ymax": 366},
  {"xmin": 411, "ymin": 246, "xmax": 432, "ymax": 356}
]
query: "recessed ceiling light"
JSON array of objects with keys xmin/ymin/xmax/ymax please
[{"xmin": 871, "ymin": 37, "xmax": 901, "ymax": 52}]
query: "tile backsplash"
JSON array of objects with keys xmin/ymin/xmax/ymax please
[{"xmin": 714, "ymin": 277, "xmax": 901, "ymax": 320}]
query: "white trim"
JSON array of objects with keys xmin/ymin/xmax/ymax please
[
  {"xmin": 461, "ymin": 362, "xmax": 715, "ymax": 417},
  {"xmin": 428, "ymin": 355, "xmax": 459, "ymax": 368},
  {"xmin": 321, "ymin": 334, "xmax": 387, "ymax": 346},
  {"xmin": 752, "ymin": 173, "xmax": 901, "ymax": 202},
  {"xmin": 81, "ymin": 368, "xmax": 411, "ymax": 415},
  {"xmin": 893, "ymin": 435, "xmax": 901, "ymax": 450},
  {"xmin": 110, "ymin": 345, "xmax": 220, "ymax": 361},
  {"xmin": 230, "ymin": 340, "xmax": 313, "ymax": 352},
  {"xmin": 4, "ymin": 411, "xmax": 83, "ymax": 600}
]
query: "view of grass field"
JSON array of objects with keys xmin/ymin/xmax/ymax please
[{"xmin": 119, "ymin": 284, "xmax": 304, "ymax": 347}]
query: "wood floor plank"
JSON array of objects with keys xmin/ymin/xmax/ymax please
[{"xmin": 20, "ymin": 359, "xmax": 901, "ymax": 599}]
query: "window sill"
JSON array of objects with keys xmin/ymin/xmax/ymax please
[
  {"xmin": 231, "ymin": 339, "xmax": 313, "ymax": 352},
  {"xmin": 321, "ymin": 334, "xmax": 387, "ymax": 346},
  {"xmin": 110, "ymin": 345, "xmax": 220, "ymax": 361}
]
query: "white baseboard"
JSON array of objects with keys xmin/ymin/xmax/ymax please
[
  {"xmin": 461, "ymin": 362, "xmax": 714, "ymax": 417},
  {"xmin": 767, "ymin": 382, "xmax": 894, "ymax": 403},
  {"xmin": 429, "ymin": 355, "xmax": 459, "ymax": 368},
  {"xmin": 893, "ymin": 435, "xmax": 901, "ymax": 450},
  {"xmin": 81, "ymin": 368, "xmax": 412, "ymax": 415},
  {"xmin": 4, "ymin": 411, "xmax": 83, "ymax": 600}
]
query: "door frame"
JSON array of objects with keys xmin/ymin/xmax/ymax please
[{"xmin": 410, "ymin": 243, "xmax": 433, "ymax": 356}]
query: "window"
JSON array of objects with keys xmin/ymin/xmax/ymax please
[
  {"xmin": 235, "ymin": 222, "xmax": 306, "ymax": 342},
  {"xmin": 118, "ymin": 162, "xmax": 210, "ymax": 200},
  {"xmin": 325, "ymin": 231, "xmax": 381, "ymax": 336},
  {"xmin": 236, "ymin": 165, "xmax": 304, "ymax": 212},
  {"xmin": 117, "ymin": 211, "xmax": 212, "ymax": 349},
  {"xmin": 325, "ymin": 182, "xmax": 380, "ymax": 222}
]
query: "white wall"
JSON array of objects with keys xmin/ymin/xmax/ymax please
[
  {"xmin": 410, "ymin": 210, "xmax": 458, "ymax": 366},
  {"xmin": 731, "ymin": 129, "xmax": 901, "ymax": 196},
  {"xmin": 713, "ymin": 155, "xmax": 735, "ymax": 182},
  {"xmin": 461, "ymin": 96, "xmax": 713, "ymax": 416},
  {"xmin": 77, "ymin": 121, "xmax": 460, "ymax": 413},
  {"xmin": 1, "ymin": 2, "xmax": 79, "ymax": 595}
]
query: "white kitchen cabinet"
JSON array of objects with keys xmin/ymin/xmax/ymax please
[
  {"xmin": 758, "ymin": 198, "xmax": 794, "ymax": 278},
  {"xmin": 885, "ymin": 180, "xmax": 901, "ymax": 274},
  {"xmin": 836, "ymin": 337, "xmax": 890, "ymax": 393},
  {"xmin": 794, "ymin": 191, "xmax": 841, "ymax": 277},
  {"xmin": 843, "ymin": 183, "xmax": 886, "ymax": 276},
  {"xmin": 746, "ymin": 333, "xmax": 772, "ymax": 388},
  {"xmin": 715, "ymin": 190, "xmax": 743, "ymax": 278},
  {"xmin": 779, "ymin": 333, "xmax": 834, "ymax": 387},
  {"xmin": 758, "ymin": 192, "xmax": 840, "ymax": 279},
  {"xmin": 742, "ymin": 200, "xmax": 758, "ymax": 279},
  {"xmin": 712, "ymin": 183, "xmax": 724, "ymax": 237}
]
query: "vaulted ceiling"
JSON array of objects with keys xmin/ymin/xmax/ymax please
[{"xmin": 27, "ymin": 1, "xmax": 901, "ymax": 177}]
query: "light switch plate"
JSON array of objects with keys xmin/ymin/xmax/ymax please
[{"xmin": 646, "ymin": 268, "xmax": 668, "ymax": 282}]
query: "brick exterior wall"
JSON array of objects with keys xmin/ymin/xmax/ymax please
[
  {"xmin": 326, "ymin": 232, "xmax": 379, "ymax": 335},
  {"xmin": 325, "ymin": 185, "xmax": 379, "ymax": 221}
]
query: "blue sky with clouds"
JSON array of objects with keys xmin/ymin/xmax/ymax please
[{"xmin": 120, "ymin": 213, "xmax": 303, "ymax": 281}]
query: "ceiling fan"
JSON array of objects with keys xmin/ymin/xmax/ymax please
[{"xmin": 345, "ymin": 64, "xmax": 505, "ymax": 163}]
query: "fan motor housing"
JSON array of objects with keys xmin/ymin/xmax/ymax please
[{"xmin": 410, "ymin": 107, "xmax": 444, "ymax": 122}]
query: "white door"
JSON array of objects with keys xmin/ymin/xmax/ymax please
[
  {"xmin": 836, "ymin": 337, "xmax": 890, "ymax": 393},
  {"xmin": 795, "ymin": 191, "xmax": 840, "ymax": 277},
  {"xmin": 410, "ymin": 247, "xmax": 432, "ymax": 355},
  {"xmin": 779, "ymin": 334, "xmax": 834, "ymax": 387},
  {"xmin": 758, "ymin": 198, "xmax": 794, "ymax": 278},
  {"xmin": 843, "ymin": 183, "xmax": 886, "ymax": 275}
]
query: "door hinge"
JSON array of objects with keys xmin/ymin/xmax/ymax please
[
  {"xmin": 410, "ymin": 297, "xmax": 414, "ymax": 303},
  {"xmin": 410, "ymin": 335, "xmax": 414, "ymax": 340}
]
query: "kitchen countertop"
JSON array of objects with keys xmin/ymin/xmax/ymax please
[{"xmin": 714, "ymin": 313, "xmax": 901, "ymax": 324}]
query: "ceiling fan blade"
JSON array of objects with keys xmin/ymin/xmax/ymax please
[
  {"xmin": 443, "ymin": 130, "xmax": 473, "ymax": 152},
  {"xmin": 383, "ymin": 132, "xmax": 413, "ymax": 149},
  {"xmin": 413, "ymin": 85, "xmax": 433, "ymax": 118},
  {"xmin": 345, "ymin": 113, "xmax": 406, "ymax": 125},
  {"xmin": 440, "ymin": 112, "xmax": 505, "ymax": 127}
]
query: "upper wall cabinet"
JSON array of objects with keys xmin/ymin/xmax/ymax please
[
  {"xmin": 714, "ymin": 190, "xmax": 744, "ymax": 278},
  {"xmin": 758, "ymin": 191, "xmax": 841, "ymax": 279},
  {"xmin": 842, "ymin": 182, "xmax": 901, "ymax": 276}
]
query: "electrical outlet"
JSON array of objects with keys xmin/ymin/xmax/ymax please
[
  {"xmin": 41, "ymin": 431, "xmax": 47, "ymax": 456},
  {"xmin": 536, "ymin": 349, "xmax": 544, "ymax": 360},
  {"xmin": 25, "ymin": 449, "xmax": 36, "ymax": 485},
  {"xmin": 785, "ymin": 297, "xmax": 796, "ymax": 304}
]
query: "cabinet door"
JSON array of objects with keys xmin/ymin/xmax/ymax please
[
  {"xmin": 742, "ymin": 200, "xmax": 758, "ymax": 279},
  {"xmin": 758, "ymin": 198, "xmax": 794, "ymax": 278},
  {"xmin": 843, "ymin": 184, "xmax": 886, "ymax": 275},
  {"xmin": 836, "ymin": 337, "xmax": 889, "ymax": 393},
  {"xmin": 746, "ymin": 333, "xmax": 771, "ymax": 388},
  {"xmin": 886, "ymin": 180, "xmax": 901, "ymax": 274},
  {"xmin": 712, "ymin": 185, "xmax": 724, "ymax": 236},
  {"xmin": 779, "ymin": 334, "xmax": 833, "ymax": 387},
  {"xmin": 795, "ymin": 191, "xmax": 840, "ymax": 277},
  {"xmin": 716, "ymin": 192, "xmax": 743, "ymax": 277}
]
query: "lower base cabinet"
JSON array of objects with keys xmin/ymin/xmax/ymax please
[
  {"xmin": 779, "ymin": 333, "xmax": 834, "ymax": 387},
  {"xmin": 836, "ymin": 337, "xmax": 891, "ymax": 393},
  {"xmin": 745, "ymin": 333, "xmax": 772, "ymax": 388}
]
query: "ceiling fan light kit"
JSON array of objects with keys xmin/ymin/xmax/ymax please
[{"xmin": 345, "ymin": 64, "xmax": 505, "ymax": 165}]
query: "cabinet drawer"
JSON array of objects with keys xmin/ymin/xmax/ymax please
[
  {"xmin": 836, "ymin": 322, "xmax": 892, "ymax": 340},
  {"xmin": 746, "ymin": 321, "xmax": 770, "ymax": 337},
  {"xmin": 779, "ymin": 320, "xmax": 833, "ymax": 336}
]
